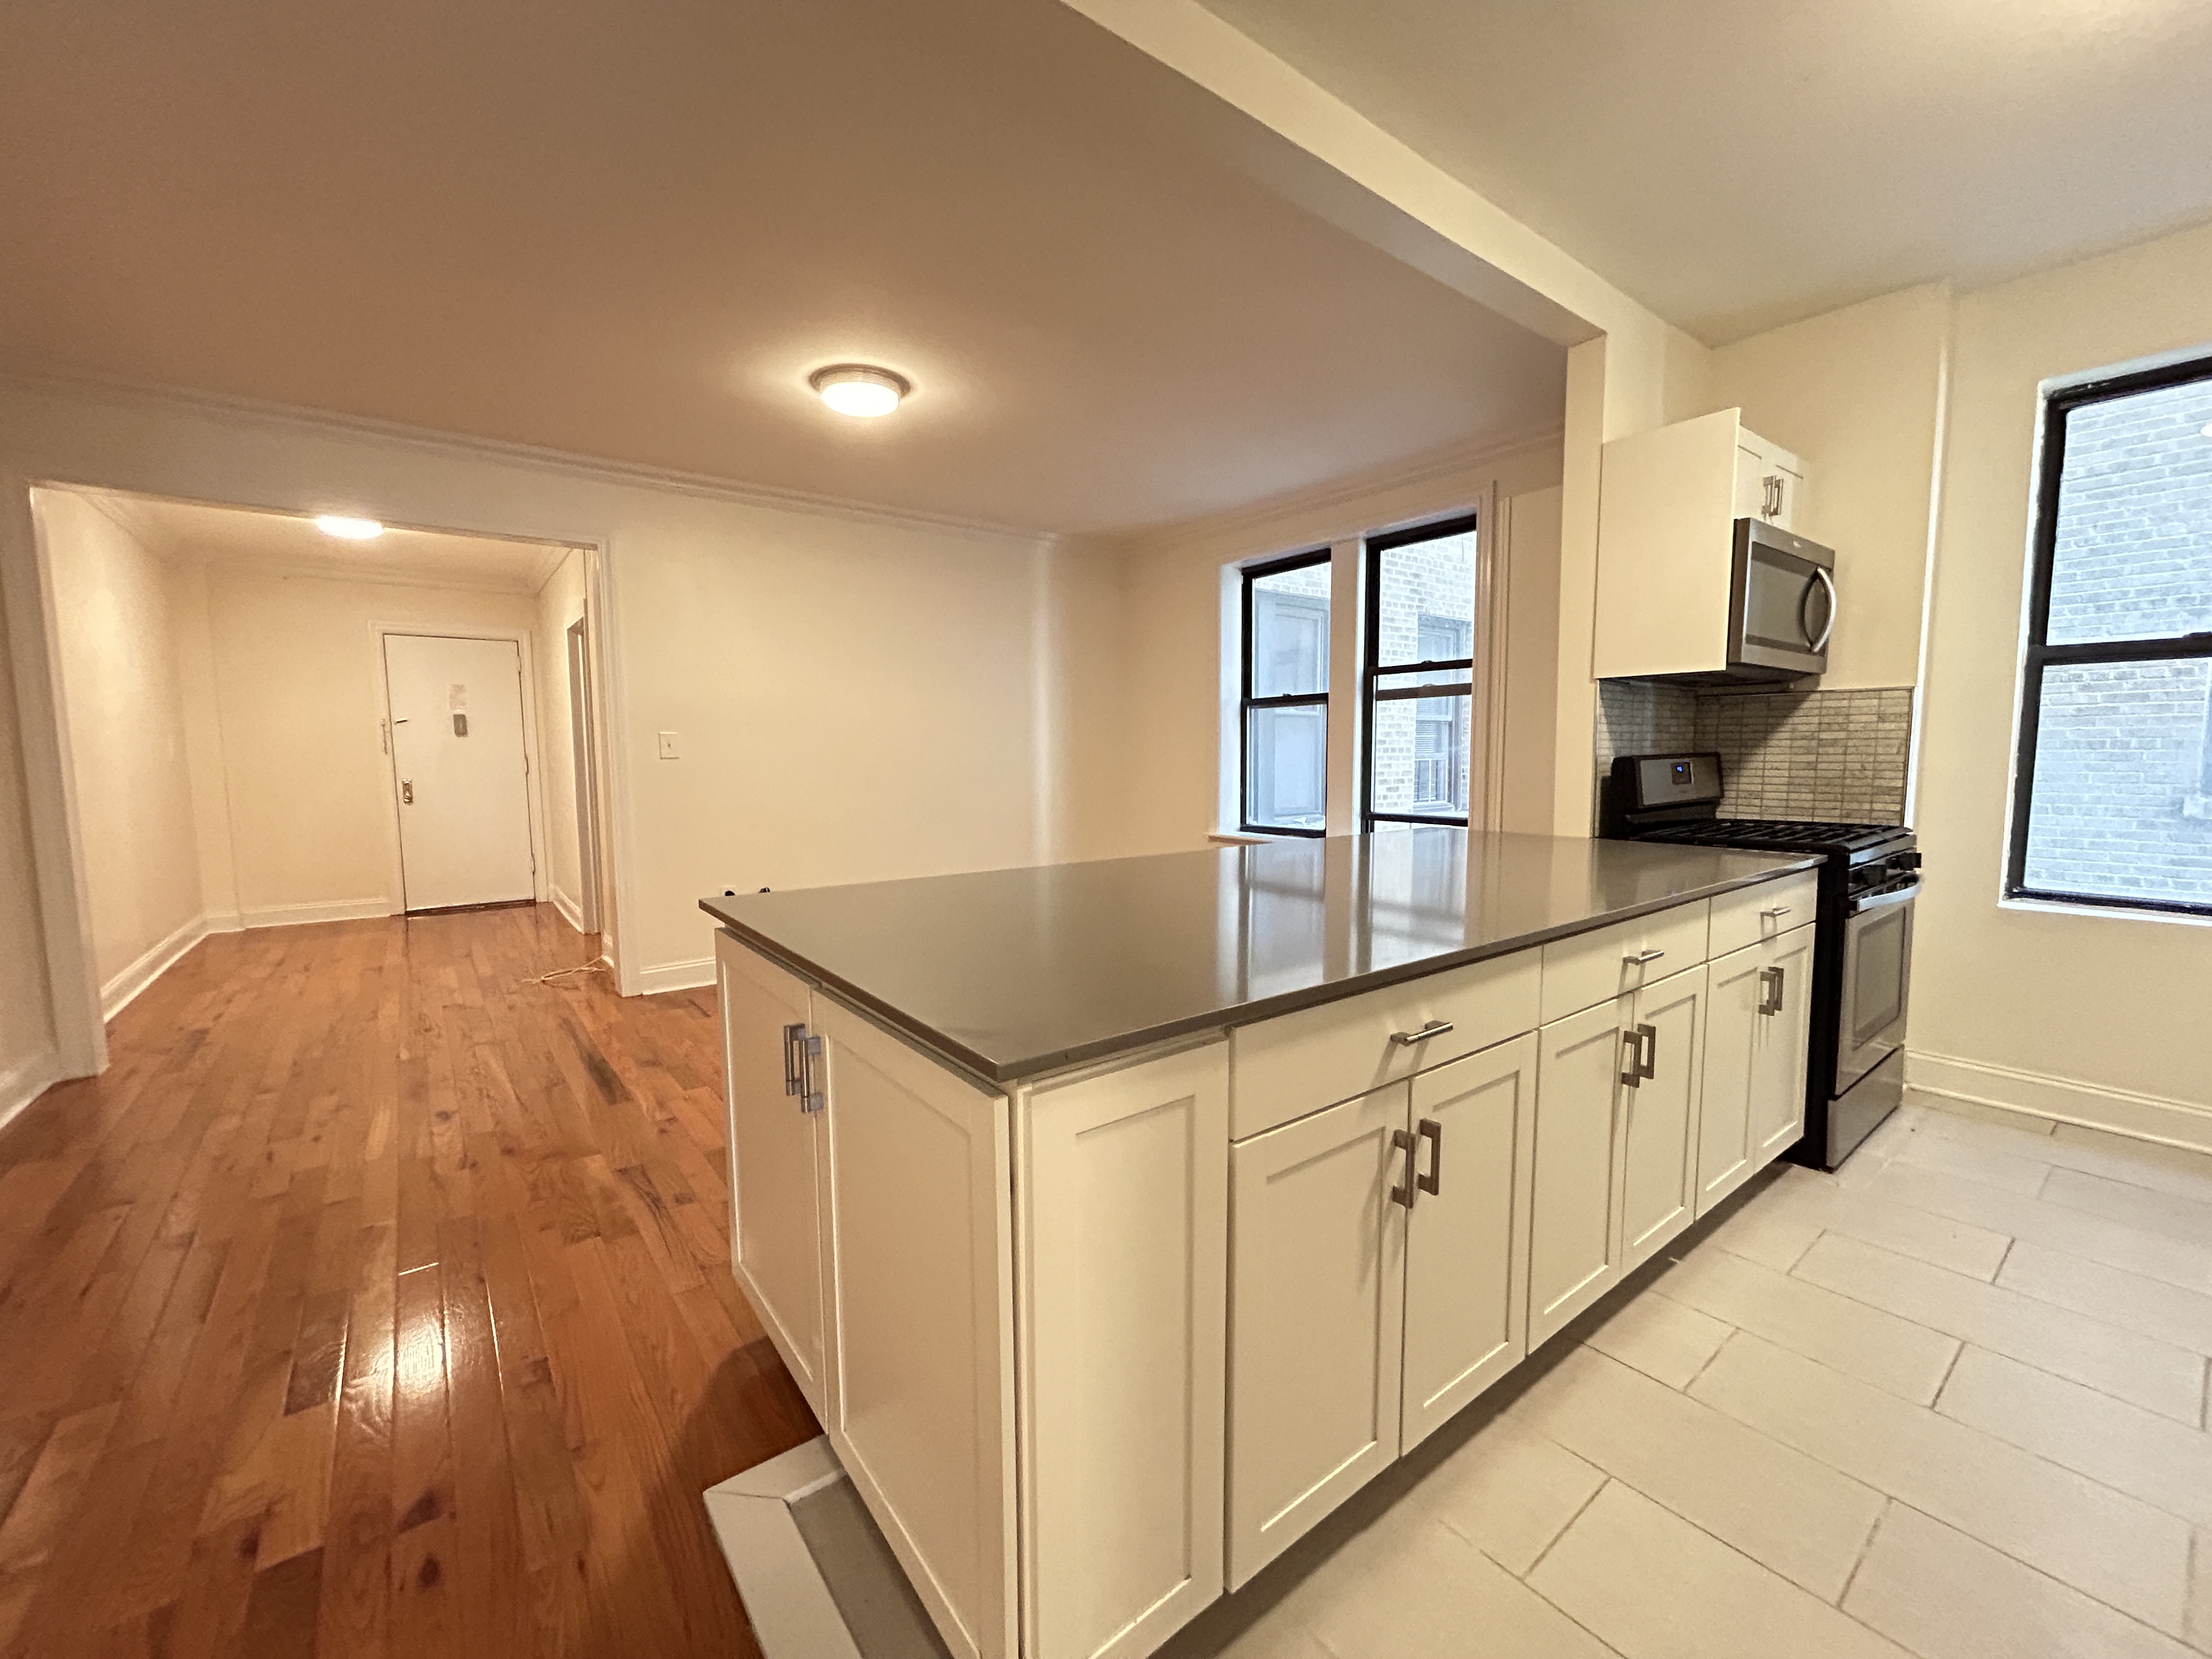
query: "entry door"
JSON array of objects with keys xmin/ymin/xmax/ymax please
[{"xmin": 385, "ymin": 633, "xmax": 535, "ymax": 911}]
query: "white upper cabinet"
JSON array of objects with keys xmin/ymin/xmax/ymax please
[{"xmin": 1593, "ymin": 407, "xmax": 1810, "ymax": 680}]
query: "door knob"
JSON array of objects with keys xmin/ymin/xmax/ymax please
[{"xmin": 401, "ymin": 780, "xmax": 414, "ymax": 805}]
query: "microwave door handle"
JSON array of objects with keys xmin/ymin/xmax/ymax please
[{"xmin": 1802, "ymin": 567, "xmax": 1838, "ymax": 653}]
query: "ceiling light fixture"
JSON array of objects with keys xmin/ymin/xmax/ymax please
[
  {"xmin": 809, "ymin": 364, "xmax": 910, "ymax": 418},
  {"xmin": 315, "ymin": 515, "xmax": 385, "ymax": 540},
  {"xmin": 2201, "ymin": 420, "xmax": 2212, "ymax": 439}
]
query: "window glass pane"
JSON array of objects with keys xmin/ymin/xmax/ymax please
[
  {"xmin": 2047, "ymin": 377, "xmax": 2212, "ymax": 646},
  {"xmin": 1246, "ymin": 704, "xmax": 1327, "ymax": 830},
  {"xmin": 1251, "ymin": 563, "xmax": 1331, "ymax": 696},
  {"xmin": 2021, "ymin": 658, "xmax": 2212, "ymax": 906},
  {"xmin": 1374, "ymin": 531, "xmax": 1476, "ymax": 669},
  {"xmin": 1369, "ymin": 670, "xmax": 1471, "ymax": 820}
]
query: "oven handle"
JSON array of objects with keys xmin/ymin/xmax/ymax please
[{"xmin": 1848, "ymin": 879, "xmax": 1920, "ymax": 917}]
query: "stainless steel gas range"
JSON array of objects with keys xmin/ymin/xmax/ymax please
[{"xmin": 1601, "ymin": 752, "xmax": 1920, "ymax": 1171}]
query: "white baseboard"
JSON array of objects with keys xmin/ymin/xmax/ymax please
[
  {"xmin": 549, "ymin": 886, "xmax": 585, "ymax": 932},
  {"xmin": 1906, "ymin": 1048, "xmax": 2212, "ymax": 1156},
  {"xmin": 101, "ymin": 911, "xmax": 216, "ymax": 1020},
  {"xmin": 0, "ymin": 1048, "xmax": 67, "ymax": 1137},
  {"xmin": 637, "ymin": 956, "xmax": 715, "ymax": 995},
  {"xmin": 235, "ymin": 896, "xmax": 397, "ymax": 929}
]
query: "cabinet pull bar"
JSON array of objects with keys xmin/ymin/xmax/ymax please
[
  {"xmin": 1620, "ymin": 1029, "xmax": 1643, "ymax": 1089},
  {"xmin": 801, "ymin": 1033, "xmax": 827, "ymax": 1114},
  {"xmin": 1759, "ymin": 966, "xmax": 1785, "ymax": 1017},
  {"xmin": 1760, "ymin": 905, "xmax": 1793, "ymax": 920},
  {"xmin": 1417, "ymin": 1118, "xmax": 1442, "ymax": 1196},
  {"xmin": 1638, "ymin": 1023, "xmax": 1658, "ymax": 1080},
  {"xmin": 781, "ymin": 1022, "xmax": 805, "ymax": 1098},
  {"xmin": 1626, "ymin": 948, "xmax": 1666, "ymax": 966},
  {"xmin": 1389, "ymin": 1128, "xmax": 1418, "ymax": 1208},
  {"xmin": 1390, "ymin": 1018, "xmax": 1455, "ymax": 1047}
]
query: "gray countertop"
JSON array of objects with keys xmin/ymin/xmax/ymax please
[{"xmin": 700, "ymin": 828, "xmax": 1818, "ymax": 1086}]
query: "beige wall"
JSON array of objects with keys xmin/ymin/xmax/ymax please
[
  {"xmin": 534, "ymin": 550, "xmax": 590, "ymax": 922},
  {"xmin": 199, "ymin": 562, "xmax": 544, "ymax": 923},
  {"xmin": 1075, "ymin": 441, "xmax": 1567, "ymax": 860},
  {"xmin": 0, "ymin": 567, "xmax": 57, "ymax": 1102},
  {"xmin": 0, "ymin": 380, "xmax": 1066, "ymax": 1017},
  {"xmin": 1910, "ymin": 222, "xmax": 2212, "ymax": 1144},
  {"xmin": 1498, "ymin": 485, "xmax": 1562, "ymax": 834},
  {"xmin": 38, "ymin": 490, "xmax": 204, "ymax": 995},
  {"xmin": 1706, "ymin": 284, "xmax": 1951, "ymax": 691}
]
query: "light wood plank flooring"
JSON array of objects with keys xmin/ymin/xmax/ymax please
[
  {"xmin": 0, "ymin": 905, "xmax": 816, "ymax": 1658},
  {"xmin": 1179, "ymin": 1098, "xmax": 2212, "ymax": 1659}
]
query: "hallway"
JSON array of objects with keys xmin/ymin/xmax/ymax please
[{"xmin": 0, "ymin": 906, "xmax": 813, "ymax": 1658}]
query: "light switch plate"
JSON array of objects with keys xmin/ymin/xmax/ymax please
[{"xmin": 658, "ymin": 730, "xmax": 680, "ymax": 760}]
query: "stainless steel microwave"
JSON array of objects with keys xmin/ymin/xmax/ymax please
[{"xmin": 1724, "ymin": 518, "xmax": 1836, "ymax": 681}]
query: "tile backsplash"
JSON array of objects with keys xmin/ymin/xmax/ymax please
[{"xmin": 1596, "ymin": 680, "xmax": 1914, "ymax": 825}]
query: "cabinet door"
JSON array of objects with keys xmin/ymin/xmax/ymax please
[
  {"xmin": 1019, "ymin": 1044, "xmax": 1228, "ymax": 1659},
  {"xmin": 815, "ymin": 996, "xmax": 1017, "ymax": 1659},
  {"xmin": 1227, "ymin": 1085, "xmax": 1408, "ymax": 1589},
  {"xmin": 1751, "ymin": 927, "xmax": 1816, "ymax": 1160},
  {"xmin": 1618, "ymin": 964, "xmax": 1708, "ymax": 1271},
  {"xmin": 716, "ymin": 933, "xmax": 830, "ymax": 1418},
  {"xmin": 1734, "ymin": 438, "xmax": 1772, "ymax": 521},
  {"xmin": 1527, "ymin": 998, "xmax": 1630, "ymax": 1348},
  {"xmin": 1401, "ymin": 1033, "xmax": 1537, "ymax": 1452},
  {"xmin": 1695, "ymin": 944, "xmax": 1764, "ymax": 1217}
]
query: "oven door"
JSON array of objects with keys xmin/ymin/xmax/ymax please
[
  {"xmin": 1729, "ymin": 518, "xmax": 1836, "ymax": 679},
  {"xmin": 1835, "ymin": 879, "xmax": 1916, "ymax": 1094}
]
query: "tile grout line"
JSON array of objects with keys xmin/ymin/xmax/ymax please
[
  {"xmin": 1520, "ymin": 1472, "xmax": 1613, "ymax": 1583},
  {"xmin": 1832, "ymin": 1498, "xmax": 1891, "ymax": 1611},
  {"xmin": 1784, "ymin": 1228, "xmax": 2210, "ymax": 1413}
]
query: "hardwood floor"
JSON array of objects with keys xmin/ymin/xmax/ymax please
[{"xmin": 0, "ymin": 905, "xmax": 816, "ymax": 1658}]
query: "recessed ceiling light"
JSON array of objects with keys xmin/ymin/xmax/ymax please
[
  {"xmin": 315, "ymin": 515, "xmax": 385, "ymax": 540},
  {"xmin": 2201, "ymin": 420, "xmax": 2212, "ymax": 439},
  {"xmin": 809, "ymin": 364, "xmax": 910, "ymax": 419}
]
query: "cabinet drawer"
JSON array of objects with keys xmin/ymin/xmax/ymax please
[
  {"xmin": 1708, "ymin": 872, "xmax": 1818, "ymax": 958},
  {"xmin": 1538, "ymin": 902, "xmax": 1708, "ymax": 1025},
  {"xmin": 1231, "ymin": 952, "xmax": 1539, "ymax": 1141}
]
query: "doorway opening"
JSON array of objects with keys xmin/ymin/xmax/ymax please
[{"xmin": 23, "ymin": 484, "xmax": 615, "ymax": 1074}]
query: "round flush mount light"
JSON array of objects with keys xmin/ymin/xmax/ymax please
[
  {"xmin": 809, "ymin": 364, "xmax": 910, "ymax": 419},
  {"xmin": 314, "ymin": 515, "xmax": 385, "ymax": 540},
  {"xmin": 2201, "ymin": 420, "xmax": 2212, "ymax": 439}
]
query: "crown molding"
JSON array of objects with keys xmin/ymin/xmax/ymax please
[
  {"xmin": 0, "ymin": 366, "xmax": 1065, "ymax": 549},
  {"xmin": 1100, "ymin": 421, "xmax": 1565, "ymax": 560}
]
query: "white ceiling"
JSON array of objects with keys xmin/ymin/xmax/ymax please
[
  {"xmin": 84, "ymin": 492, "xmax": 575, "ymax": 594},
  {"xmin": 0, "ymin": 0, "xmax": 1565, "ymax": 537},
  {"xmin": 1195, "ymin": 0, "xmax": 2212, "ymax": 343}
]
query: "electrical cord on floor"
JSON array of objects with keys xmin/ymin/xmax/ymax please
[{"xmin": 534, "ymin": 961, "xmax": 611, "ymax": 986}]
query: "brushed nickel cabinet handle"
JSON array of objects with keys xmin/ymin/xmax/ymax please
[
  {"xmin": 1759, "ymin": 967, "xmax": 1786, "ymax": 1017},
  {"xmin": 1417, "ymin": 1118, "xmax": 1443, "ymax": 1197},
  {"xmin": 1638, "ymin": 1023, "xmax": 1658, "ymax": 1080},
  {"xmin": 1390, "ymin": 1018, "xmax": 1455, "ymax": 1047},
  {"xmin": 1620, "ymin": 1029, "xmax": 1643, "ymax": 1089},
  {"xmin": 1390, "ymin": 1128, "xmax": 1419, "ymax": 1208},
  {"xmin": 1760, "ymin": 905, "xmax": 1793, "ymax": 920},
  {"xmin": 1626, "ymin": 947, "xmax": 1665, "ymax": 967},
  {"xmin": 782, "ymin": 1022, "xmax": 805, "ymax": 1097}
]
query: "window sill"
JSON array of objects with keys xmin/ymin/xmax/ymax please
[{"xmin": 1998, "ymin": 895, "xmax": 2212, "ymax": 930}]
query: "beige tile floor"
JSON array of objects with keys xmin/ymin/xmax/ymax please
[{"xmin": 1172, "ymin": 1096, "xmax": 2212, "ymax": 1659}]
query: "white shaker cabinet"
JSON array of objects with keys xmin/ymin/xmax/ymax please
[
  {"xmin": 1616, "ymin": 963, "xmax": 1708, "ymax": 1272},
  {"xmin": 1527, "ymin": 997, "xmax": 1633, "ymax": 1347},
  {"xmin": 1227, "ymin": 1084, "xmax": 1408, "ymax": 1589},
  {"xmin": 811, "ymin": 996, "xmax": 1019, "ymax": 1659},
  {"xmin": 1593, "ymin": 406, "xmax": 1813, "ymax": 680},
  {"xmin": 1527, "ymin": 962, "xmax": 1708, "ymax": 1346},
  {"xmin": 716, "ymin": 934, "xmax": 833, "ymax": 1420},
  {"xmin": 1696, "ymin": 926, "xmax": 1815, "ymax": 1216},
  {"xmin": 1018, "ymin": 1043, "xmax": 1229, "ymax": 1659},
  {"xmin": 1400, "ymin": 1032, "xmax": 1538, "ymax": 1452}
]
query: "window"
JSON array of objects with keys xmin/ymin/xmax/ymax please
[
  {"xmin": 2008, "ymin": 356, "xmax": 2212, "ymax": 917},
  {"xmin": 1241, "ymin": 550, "xmax": 1331, "ymax": 834},
  {"xmin": 1365, "ymin": 514, "xmax": 1479, "ymax": 828}
]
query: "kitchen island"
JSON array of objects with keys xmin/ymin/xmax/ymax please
[{"xmin": 702, "ymin": 828, "xmax": 1820, "ymax": 1659}]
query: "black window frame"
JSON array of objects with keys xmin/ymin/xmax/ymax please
[
  {"xmin": 1363, "ymin": 511, "xmax": 1481, "ymax": 831},
  {"xmin": 2006, "ymin": 353, "xmax": 2212, "ymax": 918},
  {"xmin": 1239, "ymin": 548, "xmax": 1332, "ymax": 837}
]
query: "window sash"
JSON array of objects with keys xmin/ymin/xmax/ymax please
[
  {"xmin": 2006, "ymin": 355, "xmax": 2212, "ymax": 917},
  {"xmin": 1241, "ymin": 549, "xmax": 1331, "ymax": 837},
  {"xmin": 1363, "ymin": 513, "xmax": 1480, "ymax": 830}
]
